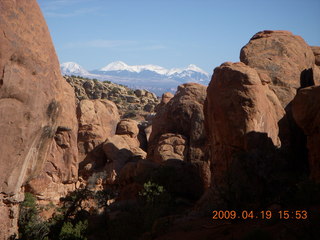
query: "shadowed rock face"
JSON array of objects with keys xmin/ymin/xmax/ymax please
[
  {"xmin": 0, "ymin": 0, "xmax": 78, "ymax": 238},
  {"xmin": 292, "ymin": 86, "xmax": 320, "ymax": 182},
  {"xmin": 149, "ymin": 83, "xmax": 208, "ymax": 163},
  {"xmin": 240, "ymin": 30, "xmax": 317, "ymax": 107},
  {"xmin": 147, "ymin": 83, "xmax": 210, "ymax": 195},
  {"xmin": 204, "ymin": 62, "xmax": 284, "ymax": 186}
]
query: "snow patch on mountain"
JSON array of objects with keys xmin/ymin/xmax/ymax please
[
  {"xmin": 60, "ymin": 62, "xmax": 90, "ymax": 76},
  {"xmin": 99, "ymin": 61, "xmax": 209, "ymax": 77}
]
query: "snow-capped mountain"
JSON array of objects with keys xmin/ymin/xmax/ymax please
[
  {"xmin": 60, "ymin": 61, "xmax": 211, "ymax": 95},
  {"xmin": 99, "ymin": 61, "xmax": 168, "ymax": 75},
  {"xmin": 97, "ymin": 61, "xmax": 209, "ymax": 79},
  {"xmin": 60, "ymin": 62, "xmax": 90, "ymax": 76}
]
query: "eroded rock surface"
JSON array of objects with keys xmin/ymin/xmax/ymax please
[
  {"xmin": 116, "ymin": 119, "xmax": 139, "ymax": 138},
  {"xmin": 103, "ymin": 119, "xmax": 147, "ymax": 176},
  {"xmin": 149, "ymin": 83, "xmax": 208, "ymax": 163},
  {"xmin": 77, "ymin": 99, "xmax": 120, "ymax": 160},
  {"xmin": 153, "ymin": 133, "xmax": 187, "ymax": 163},
  {"xmin": 311, "ymin": 46, "xmax": 320, "ymax": 66},
  {"xmin": 0, "ymin": 0, "xmax": 78, "ymax": 238},
  {"xmin": 205, "ymin": 62, "xmax": 284, "ymax": 186},
  {"xmin": 240, "ymin": 30, "xmax": 317, "ymax": 107}
]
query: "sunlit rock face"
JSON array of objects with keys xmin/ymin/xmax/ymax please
[
  {"xmin": 240, "ymin": 30, "xmax": 317, "ymax": 107},
  {"xmin": 204, "ymin": 62, "xmax": 284, "ymax": 186},
  {"xmin": 0, "ymin": 0, "xmax": 78, "ymax": 238}
]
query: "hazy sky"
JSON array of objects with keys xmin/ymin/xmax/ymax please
[{"xmin": 38, "ymin": 0, "xmax": 320, "ymax": 73}]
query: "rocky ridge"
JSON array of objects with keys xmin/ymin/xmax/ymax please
[{"xmin": 66, "ymin": 75, "xmax": 159, "ymax": 119}]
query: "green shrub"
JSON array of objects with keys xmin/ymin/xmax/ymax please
[
  {"xmin": 111, "ymin": 87, "xmax": 120, "ymax": 94},
  {"xmin": 127, "ymin": 90, "xmax": 134, "ymax": 95},
  {"xmin": 59, "ymin": 221, "xmax": 88, "ymax": 240},
  {"xmin": 139, "ymin": 181, "xmax": 165, "ymax": 205},
  {"xmin": 19, "ymin": 192, "xmax": 50, "ymax": 240}
]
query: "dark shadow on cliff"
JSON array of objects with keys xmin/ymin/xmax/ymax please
[
  {"xmin": 208, "ymin": 129, "xmax": 312, "ymax": 212},
  {"xmin": 299, "ymin": 68, "xmax": 314, "ymax": 89}
]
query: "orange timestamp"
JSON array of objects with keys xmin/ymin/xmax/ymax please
[{"xmin": 212, "ymin": 210, "xmax": 308, "ymax": 220}]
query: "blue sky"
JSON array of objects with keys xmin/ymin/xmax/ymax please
[{"xmin": 38, "ymin": 0, "xmax": 320, "ymax": 73}]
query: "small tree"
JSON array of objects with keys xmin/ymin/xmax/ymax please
[{"xmin": 19, "ymin": 192, "xmax": 50, "ymax": 240}]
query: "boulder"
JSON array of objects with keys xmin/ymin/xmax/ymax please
[
  {"xmin": 161, "ymin": 92, "xmax": 174, "ymax": 104},
  {"xmin": 149, "ymin": 83, "xmax": 208, "ymax": 163},
  {"xmin": 0, "ymin": 0, "xmax": 78, "ymax": 238},
  {"xmin": 292, "ymin": 86, "xmax": 320, "ymax": 182},
  {"xmin": 205, "ymin": 62, "xmax": 284, "ymax": 185},
  {"xmin": 116, "ymin": 119, "xmax": 139, "ymax": 138},
  {"xmin": 134, "ymin": 89, "xmax": 146, "ymax": 97},
  {"xmin": 77, "ymin": 99, "xmax": 120, "ymax": 160},
  {"xmin": 153, "ymin": 133, "xmax": 187, "ymax": 163},
  {"xmin": 155, "ymin": 92, "xmax": 174, "ymax": 112},
  {"xmin": 240, "ymin": 30, "xmax": 317, "ymax": 107},
  {"xmin": 103, "ymin": 135, "xmax": 146, "ymax": 174}
]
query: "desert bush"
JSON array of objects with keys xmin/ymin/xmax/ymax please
[
  {"xmin": 111, "ymin": 87, "xmax": 120, "ymax": 94},
  {"xmin": 59, "ymin": 221, "xmax": 88, "ymax": 240},
  {"xmin": 19, "ymin": 189, "xmax": 113, "ymax": 240},
  {"xmin": 127, "ymin": 90, "xmax": 134, "ymax": 95},
  {"xmin": 18, "ymin": 192, "xmax": 50, "ymax": 240},
  {"xmin": 139, "ymin": 181, "xmax": 167, "ymax": 205}
]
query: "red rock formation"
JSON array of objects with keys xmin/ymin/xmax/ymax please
[
  {"xmin": 116, "ymin": 119, "xmax": 139, "ymax": 138},
  {"xmin": 153, "ymin": 133, "xmax": 187, "ymax": 163},
  {"xmin": 148, "ymin": 83, "xmax": 210, "ymax": 195},
  {"xmin": 77, "ymin": 99, "xmax": 120, "ymax": 160},
  {"xmin": 311, "ymin": 46, "xmax": 320, "ymax": 66},
  {"xmin": 292, "ymin": 86, "xmax": 320, "ymax": 182},
  {"xmin": 0, "ymin": 0, "xmax": 78, "ymax": 238},
  {"xmin": 240, "ymin": 30, "xmax": 317, "ymax": 107},
  {"xmin": 103, "ymin": 119, "xmax": 147, "ymax": 177},
  {"xmin": 155, "ymin": 92, "xmax": 174, "ymax": 112},
  {"xmin": 311, "ymin": 46, "xmax": 320, "ymax": 84},
  {"xmin": 149, "ymin": 83, "xmax": 208, "ymax": 163},
  {"xmin": 205, "ymin": 62, "xmax": 284, "ymax": 185}
]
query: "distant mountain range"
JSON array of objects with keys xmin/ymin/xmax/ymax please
[{"xmin": 60, "ymin": 61, "xmax": 211, "ymax": 95}]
